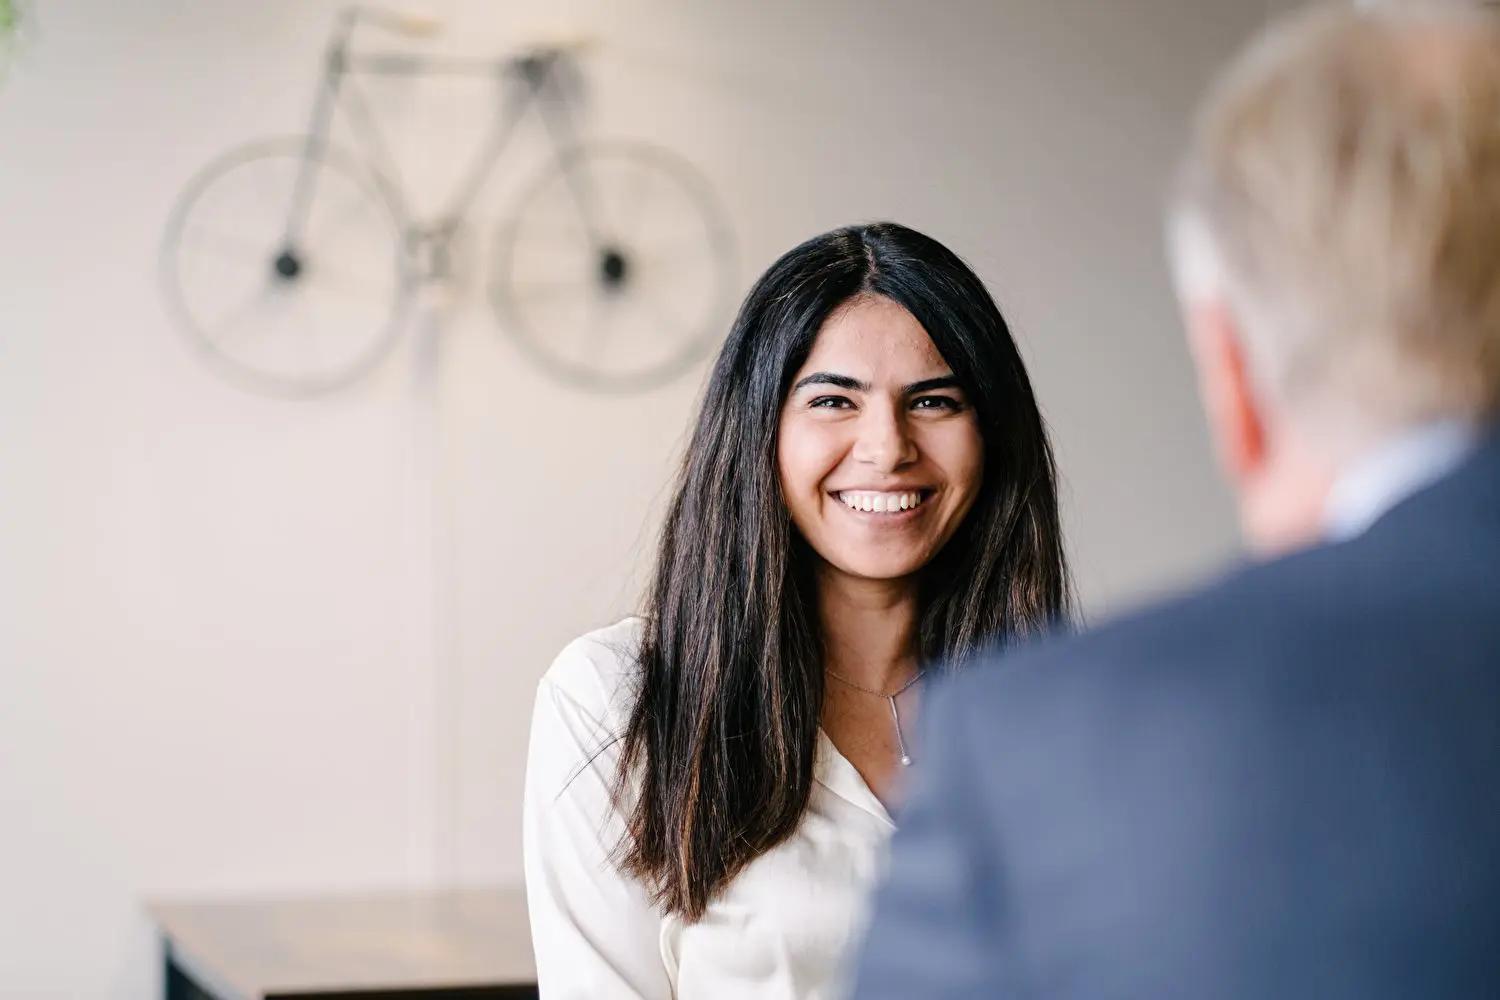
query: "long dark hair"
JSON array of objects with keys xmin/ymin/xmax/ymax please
[{"xmin": 617, "ymin": 222, "xmax": 1070, "ymax": 919}]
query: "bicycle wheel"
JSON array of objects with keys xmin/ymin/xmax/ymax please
[
  {"xmin": 489, "ymin": 142, "xmax": 736, "ymax": 392},
  {"xmin": 161, "ymin": 137, "xmax": 413, "ymax": 397}
]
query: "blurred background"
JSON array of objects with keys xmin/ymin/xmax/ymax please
[{"xmin": 0, "ymin": 0, "xmax": 1295, "ymax": 996}]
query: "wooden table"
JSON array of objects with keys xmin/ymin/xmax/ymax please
[{"xmin": 145, "ymin": 887, "xmax": 537, "ymax": 1000}]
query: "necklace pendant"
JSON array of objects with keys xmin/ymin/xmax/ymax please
[{"xmin": 888, "ymin": 694, "xmax": 915, "ymax": 768}]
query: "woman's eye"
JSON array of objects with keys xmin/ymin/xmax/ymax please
[
  {"xmin": 810, "ymin": 396, "xmax": 853, "ymax": 409},
  {"xmin": 913, "ymin": 396, "xmax": 963, "ymax": 412}
]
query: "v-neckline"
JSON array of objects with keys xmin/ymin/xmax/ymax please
[{"xmin": 815, "ymin": 728, "xmax": 897, "ymax": 829}]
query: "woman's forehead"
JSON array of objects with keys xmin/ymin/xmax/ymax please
[{"xmin": 799, "ymin": 296, "xmax": 948, "ymax": 378}]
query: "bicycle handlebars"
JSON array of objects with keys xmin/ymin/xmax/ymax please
[{"xmin": 349, "ymin": 6, "xmax": 445, "ymax": 38}]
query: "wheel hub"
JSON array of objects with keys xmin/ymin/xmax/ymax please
[
  {"xmin": 600, "ymin": 247, "xmax": 629, "ymax": 289},
  {"xmin": 273, "ymin": 249, "xmax": 302, "ymax": 281}
]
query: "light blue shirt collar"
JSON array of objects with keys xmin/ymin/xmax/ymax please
[{"xmin": 1322, "ymin": 418, "xmax": 1478, "ymax": 542}]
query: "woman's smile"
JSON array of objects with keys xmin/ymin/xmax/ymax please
[{"xmin": 831, "ymin": 489, "xmax": 934, "ymax": 515}]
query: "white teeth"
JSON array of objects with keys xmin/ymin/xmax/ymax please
[{"xmin": 838, "ymin": 491, "xmax": 925, "ymax": 514}]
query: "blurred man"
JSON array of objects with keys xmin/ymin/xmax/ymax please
[{"xmin": 850, "ymin": 4, "xmax": 1500, "ymax": 998}]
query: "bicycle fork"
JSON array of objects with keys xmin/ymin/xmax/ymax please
[{"xmin": 275, "ymin": 8, "xmax": 361, "ymax": 280}]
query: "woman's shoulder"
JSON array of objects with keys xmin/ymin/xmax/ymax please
[{"xmin": 536, "ymin": 616, "xmax": 646, "ymax": 727}]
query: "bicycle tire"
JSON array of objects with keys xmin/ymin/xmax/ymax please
[
  {"xmin": 488, "ymin": 141, "xmax": 736, "ymax": 393},
  {"xmin": 161, "ymin": 136, "xmax": 414, "ymax": 398}
]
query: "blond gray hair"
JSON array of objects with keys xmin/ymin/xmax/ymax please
[{"xmin": 1170, "ymin": 2, "xmax": 1500, "ymax": 454}]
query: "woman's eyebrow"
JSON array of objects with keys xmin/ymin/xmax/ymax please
[
  {"xmin": 902, "ymin": 375, "xmax": 960, "ymax": 394},
  {"xmin": 791, "ymin": 372, "xmax": 869, "ymax": 392}
]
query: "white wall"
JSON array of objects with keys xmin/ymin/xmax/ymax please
[{"xmin": 0, "ymin": 1, "xmax": 1278, "ymax": 996}]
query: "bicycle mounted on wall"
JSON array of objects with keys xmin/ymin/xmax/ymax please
[{"xmin": 161, "ymin": 6, "xmax": 737, "ymax": 397}]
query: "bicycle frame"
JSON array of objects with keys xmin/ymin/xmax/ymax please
[{"xmin": 281, "ymin": 6, "xmax": 604, "ymax": 257}]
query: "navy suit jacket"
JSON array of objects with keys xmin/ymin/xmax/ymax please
[{"xmin": 851, "ymin": 434, "xmax": 1500, "ymax": 1000}]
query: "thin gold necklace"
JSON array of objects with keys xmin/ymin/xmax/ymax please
[{"xmin": 825, "ymin": 668, "xmax": 928, "ymax": 766}]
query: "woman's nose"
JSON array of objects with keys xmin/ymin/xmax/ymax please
[{"xmin": 852, "ymin": 405, "xmax": 918, "ymax": 472}]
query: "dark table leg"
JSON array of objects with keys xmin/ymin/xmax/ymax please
[{"xmin": 164, "ymin": 941, "xmax": 218, "ymax": 1000}]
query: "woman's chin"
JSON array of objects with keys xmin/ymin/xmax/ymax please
[{"xmin": 820, "ymin": 554, "xmax": 931, "ymax": 585}]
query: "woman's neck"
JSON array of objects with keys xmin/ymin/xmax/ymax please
[{"xmin": 817, "ymin": 566, "xmax": 920, "ymax": 693}]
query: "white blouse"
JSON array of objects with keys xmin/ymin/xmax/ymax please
[{"xmin": 522, "ymin": 618, "xmax": 897, "ymax": 1000}]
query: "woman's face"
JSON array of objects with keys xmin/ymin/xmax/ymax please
[{"xmin": 778, "ymin": 294, "xmax": 984, "ymax": 584}]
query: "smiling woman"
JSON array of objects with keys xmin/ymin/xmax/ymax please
[
  {"xmin": 522, "ymin": 222, "xmax": 1071, "ymax": 1000},
  {"xmin": 779, "ymin": 294, "xmax": 986, "ymax": 586}
]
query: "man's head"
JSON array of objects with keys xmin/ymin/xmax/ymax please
[{"xmin": 1169, "ymin": 2, "xmax": 1500, "ymax": 554}]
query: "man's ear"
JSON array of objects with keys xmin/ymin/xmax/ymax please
[{"xmin": 1185, "ymin": 299, "xmax": 1267, "ymax": 486}]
